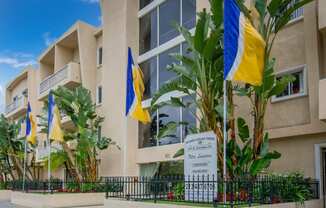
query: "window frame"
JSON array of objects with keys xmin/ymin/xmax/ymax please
[{"xmin": 271, "ymin": 65, "xmax": 307, "ymax": 103}]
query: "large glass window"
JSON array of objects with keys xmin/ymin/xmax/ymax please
[
  {"xmin": 139, "ymin": 111, "xmax": 158, "ymax": 148},
  {"xmin": 138, "ymin": 0, "xmax": 197, "ymax": 148},
  {"xmin": 159, "ymin": 46, "xmax": 179, "ymax": 87},
  {"xmin": 139, "ymin": 9, "xmax": 157, "ymax": 54},
  {"xmin": 181, "ymin": 95, "xmax": 196, "ymax": 140},
  {"xmin": 159, "ymin": 0, "xmax": 180, "ymax": 45},
  {"xmin": 158, "ymin": 105, "xmax": 181, "ymax": 146},
  {"xmin": 182, "ymin": 0, "xmax": 196, "ymax": 29},
  {"xmin": 140, "ymin": 0, "xmax": 154, "ymax": 10},
  {"xmin": 139, "ymin": 0, "xmax": 196, "ymax": 55},
  {"xmin": 140, "ymin": 57, "xmax": 157, "ymax": 99}
]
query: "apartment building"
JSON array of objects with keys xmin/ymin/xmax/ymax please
[
  {"xmin": 4, "ymin": 0, "xmax": 326, "ymax": 193},
  {"xmin": 4, "ymin": 67, "xmax": 39, "ymax": 136}
]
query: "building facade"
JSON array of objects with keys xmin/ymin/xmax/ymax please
[{"xmin": 4, "ymin": 0, "xmax": 326, "ymax": 193}]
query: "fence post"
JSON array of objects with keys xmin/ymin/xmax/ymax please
[
  {"xmin": 154, "ymin": 176, "xmax": 157, "ymax": 204},
  {"xmin": 105, "ymin": 180, "xmax": 109, "ymax": 199}
]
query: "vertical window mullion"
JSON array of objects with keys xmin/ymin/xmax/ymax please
[
  {"xmin": 156, "ymin": 5, "xmax": 160, "ymax": 147},
  {"xmin": 180, "ymin": 0, "xmax": 183, "ymax": 27},
  {"xmin": 179, "ymin": 44, "xmax": 183, "ymax": 143}
]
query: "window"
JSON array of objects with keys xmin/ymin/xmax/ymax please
[
  {"xmin": 13, "ymin": 95, "xmax": 18, "ymax": 103},
  {"xmin": 289, "ymin": 0, "xmax": 304, "ymax": 21},
  {"xmin": 97, "ymin": 86, "xmax": 102, "ymax": 105},
  {"xmin": 181, "ymin": 95, "xmax": 196, "ymax": 140},
  {"xmin": 22, "ymin": 88, "xmax": 28, "ymax": 98},
  {"xmin": 140, "ymin": 0, "xmax": 154, "ymax": 10},
  {"xmin": 98, "ymin": 126, "xmax": 102, "ymax": 141},
  {"xmin": 140, "ymin": 57, "xmax": 157, "ymax": 100},
  {"xmin": 97, "ymin": 47, "xmax": 103, "ymax": 66},
  {"xmin": 139, "ymin": 0, "xmax": 196, "ymax": 54},
  {"xmin": 272, "ymin": 65, "xmax": 307, "ymax": 102},
  {"xmin": 138, "ymin": 0, "xmax": 196, "ymax": 148}
]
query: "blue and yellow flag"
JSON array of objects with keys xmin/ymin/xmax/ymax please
[
  {"xmin": 48, "ymin": 93, "xmax": 64, "ymax": 142},
  {"xmin": 224, "ymin": 0, "xmax": 265, "ymax": 86},
  {"xmin": 125, "ymin": 47, "xmax": 151, "ymax": 124},
  {"xmin": 26, "ymin": 102, "xmax": 37, "ymax": 145}
]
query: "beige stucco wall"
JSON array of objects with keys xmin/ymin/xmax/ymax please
[
  {"xmin": 54, "ymin": 45, "xmax": 74, "ymax": 72},
  {"xmin": 318, "ymin": 0, "xmax": 326, "ymax": 32},
  {"xmin": 11, "ymin": 192, "xmax": 105, "ymax": 208},
  {"xmin": 268, "ymin": 133, "xmax": 326, "ymax": 178}
]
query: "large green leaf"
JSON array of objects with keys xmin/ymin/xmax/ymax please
[
  {"xmin": 173, "ymin": 148, "xmax": 184, "ymax": 158},
  {"xmin": 237, "ymin": 117, "xmax": 250, "ymax": 142}
]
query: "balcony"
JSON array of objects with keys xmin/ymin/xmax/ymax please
[
  {"xmin": 35, "ymin": 143, "xmax": 62, "ymax": 163},
  {"xmin": 319, "ymin": 79, "xmax": 326, "ymax": 121},
  {"xmin": 5, "ymin": 96, "xmax": 28, "ymax": 118},
  {"xmin": 319, "ymin": 0, "xmax": 326, "ymax": 31},
  {"xmin": 35, "ymin": 147, "xmax": 48, "ymax": 163},
  {"xmin": 38, "ymin": 62, "xmax": 81, "ymax": 100}
]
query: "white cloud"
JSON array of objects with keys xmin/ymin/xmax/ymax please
[
  {"xmin": 0, "ymin": 53, "xmax": 37, "ymax": 69},
  {"xmin": 81, "ymin": 0, "xmax": 99, "ymax": 3},
  {"xmin": 43, "ymin": 32, "xmax": 56, "ymax": 47}
]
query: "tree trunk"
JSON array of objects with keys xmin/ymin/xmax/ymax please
[{"xmin": 61, "ymin": 142, "xmax": 83, "ymax": 182}]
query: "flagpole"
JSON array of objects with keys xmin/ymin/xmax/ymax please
[
  {"xmin": 223, "ymin": 80, "xmax": 227, "ymax": 206},
  {"xmin": 47, "ymin": 134, "xmax": 51, "ymax": 193},
  {"xmin": 22, "ymin": 139, "xmax": 27, "ymax": 192}
]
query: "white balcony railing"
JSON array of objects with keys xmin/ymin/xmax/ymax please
[
  {"xmin": 40, "ymin": 65, "xmax": 69, "ymax": 94},
  {"xmin": 5, "ymin": 96, "xmax": 26, "ymax": 115},
  {"xmin": 36, "ymin": 143, "xmax": 62, "ymax": 162},
  {"xmin": 36, "ymin": 147, "xmax": 49, "ymax": 162}
]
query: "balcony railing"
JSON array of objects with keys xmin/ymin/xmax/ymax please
[
  {"xmin": 5, "ymin": 96, "xmax": 27, "ymax": 115},
  {"xmin": 38, "ymin": 62, "xmax": 81, "ymax": 99},
  {"xmin": 36, "ymin": 143, "xmax": 62, "ymax": 162},
  {"xmin": 40, "ymin": 66, "xmax": 69, "ymax": 94}
]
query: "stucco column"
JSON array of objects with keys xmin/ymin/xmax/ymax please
[{"xmin": 101, "ymin": 0, "xmax": 139, "ymax": 176}]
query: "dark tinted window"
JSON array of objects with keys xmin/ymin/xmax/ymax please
[
  {"xmin": 159, "ymin": 46, "xmax": 179, "ymax": 87},
  {"xmin": 182, "ymin": 0, "xmax": 196, "ymax": 29},
  {"xmin": 140, "ymin": 56, "xmax": 157, "ymax": 100},
  {"xmin": 159, "ymin": 0, "xmax": 180, "ymax": 45},
  {"xmin": 182, "ymin": 95, "xmax": 197, "ymax": 140},
  {"xmin": 97, "ymin": 86, "xmax": 102, "ymax": 104},
  {"xmin": 139, "ymin": 110, "xmax": 157, "ymax": 148},
  {"xmin": 158, "ymin": 105, "xmax": 181, "ymax": 146},
  {"xmin": 98, "ymin": 47, "xmax": 103, "ymax": 65},
  {"xmin": 140, "ymin": 0, "xmax": 154, "ymax": 10},
  {"xmin": 139, "ymin": 9, "xmax": 157, "ymax": 54}
]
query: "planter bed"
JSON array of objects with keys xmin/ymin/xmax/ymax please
[{"xmin": 11, "ymin": 191, "xmax": 105, "ymax": 208}]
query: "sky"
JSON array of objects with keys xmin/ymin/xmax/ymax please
[{"xmin": 0, "ymin": 0, "xmax": 101, "ymax": 113}]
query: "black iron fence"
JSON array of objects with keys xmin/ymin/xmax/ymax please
[
  {"xmin": 103, "ymin": 175, "xmax": 319, "ymax": 207},
  {"xmin": 1, "ymin": 175, "xmax": 320, "ymax": 207}
]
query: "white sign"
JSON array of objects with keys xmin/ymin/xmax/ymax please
[{"xmin": 184, "ymin": 131, "xmax": 218, "ymax": 202}]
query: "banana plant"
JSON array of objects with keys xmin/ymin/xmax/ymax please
[
  {"xmin": 226, "ymin": 117, "xmax": 281, "ymax": 178},
  {"xmin": 236, "ymin": 0, "xmax": 313, "ymax": 157},
  {"xmin": 39, "ymin": 86, "xmax": 118, "ymax": 182},
  {"xmin": 0, "ymin": 115, "xmax": 34, "ymax": 180}
]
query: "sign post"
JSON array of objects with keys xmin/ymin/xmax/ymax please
[{"xmin": 184, "ymin": 131, "xmax": 218, "ymax": 202}]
